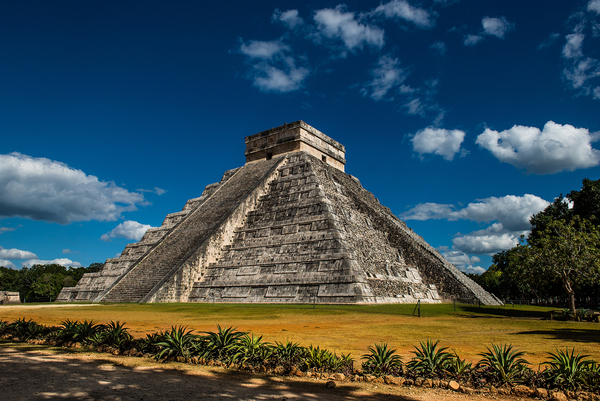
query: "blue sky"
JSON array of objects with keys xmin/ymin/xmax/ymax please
[{"xmin": 1, "ymin": 0, "xmax": 599, "ymax": 274}]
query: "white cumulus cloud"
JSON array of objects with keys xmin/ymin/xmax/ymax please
[
  {"xmin": 0, "ymin": 259, "xmax": 17, "ymax": 269},
  {"xmin": 0, "ymin": 247, "xmax": 37, "ymax": 260},
  {"xmin": 373, "ymin": 0, "xmax": 434, "ymax": 28},
  {"xmin": 272, "ymin": 9, "xmax": 304, "ymax": 29},
  {"xmin": 101, "ymin": 220, "xmax": 155, "ymax": 242},
  {"xmin": 402, "ymin": 195, "xmax": 548, "ymax": 231},
  {"xmin": 0, "ymin": 153, "xmax": 147, "ymax": 224},
  {"xmin": 482, "ymin": 16, "xmax": 514, "ymax": 38},
  {"xmin": 476, "ymin": 121, "xmax": 600, "ymax": 174},
  {"xmin": 21, "ymin": 258, "xmax": 82, "ymax": 268},
  {"xmin": 441, "ymin": 250, "xmax": 485, "ymax": 274},
  {"xmin": 313, "ymin": 5, "xmax": 385, "ymax": 52},
  {"xmin": 411, "ymin": 127, "xmax": 465, "ymax": 161},
  {"xmin": 361, "ymin": 55, "xmax": 407, "ymax": 101},
  {"xmin": 401, "ymin": 194, "xmax": 549, "ymax": 255},
  {"xmin": 452, "ymin": 232, "xmax": 520, "ymax": 255}
]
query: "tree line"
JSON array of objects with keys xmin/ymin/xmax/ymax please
[
  {"xmin": 470, "ymin": 178, "xmax": 600, "ymax": 313},
  {"xmin": 0, "ymin": 263, "xmax": 102, "ymax": 300}
]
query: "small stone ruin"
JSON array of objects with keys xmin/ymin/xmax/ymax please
[
  {"xmin": 0, "ymin": 291, "xmax": 21, "ymax": 304},
  {"xmin": 58, "ymin": 121, "xmax": 501, "ymax": 305}
]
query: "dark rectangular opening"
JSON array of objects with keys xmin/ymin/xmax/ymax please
[
  {"xmin": 266, "ymin": 152, "xmax": 273, "ymax": 160},
  {"xmin": 321, "ymin": 155, "xmax": 327, "ymax": 162}
]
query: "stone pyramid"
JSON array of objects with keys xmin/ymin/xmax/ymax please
[{"xmin": 58, "ymin": 121, "xmax": 500, "ymax": 305}]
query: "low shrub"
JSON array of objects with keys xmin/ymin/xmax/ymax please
[{"xmin": 2, "ymin": 317, "xmax": 599, "ymax": 393}]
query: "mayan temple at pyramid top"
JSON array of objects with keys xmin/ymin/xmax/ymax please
[
  {"xmin": 58, "ymin": 121, "xmax": 501, "ymax": 305},
  {"xmin": 245, "ymin": 121, "xmax": 346, "ymax": 172}
]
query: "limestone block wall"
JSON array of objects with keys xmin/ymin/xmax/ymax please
[
  {"xmin": 189, "ymin": 153, "xmax": 364, "ymax": 303},
  {"xmin": 100, "ymin": 158, "xmax": 283, "ymax": 303},
  {"xmin": 0, "ymin": 291, "xmax": 21, "ymax": 304},
  {"xmin": 145, "ymin": 158, "xmax": 286, "ymax": 302},
  {"xmin": 310, "ymin": 158, "xmax": 441, "ymax": 303},
  {"xmin": 316, "ymin": 160, "xmax": 500, "ymax": 305},
  {"xmin": 56, "ymin": 168, "xmax": 241, "ymax": 302}
]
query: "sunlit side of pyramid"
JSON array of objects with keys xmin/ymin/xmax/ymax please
[{"xmin": 58, "ymin": 121, "xmax": 501, "ymax": 305}]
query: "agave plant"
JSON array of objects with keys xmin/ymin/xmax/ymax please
[
  {"xmin": 154, "ymin": 325, "xmax": 198, "ymax": 361},
  {"xmin": 476, "ymin": 343, "xmax": 529, "ymax": 385},
  {"xmin": 406, "ymin": 340, "xmax": 453, "ymax": 378},
  {"xmin": 232, "ymin": 333, "xmax": 272, "ymax": 367},
  {"xmin": 0, "ymin": 319, "xmax": 8, "ymax": 335},
  {"xmin": 138, "ymin": 332, "xmax": 165, "ymax": 354},
  {"xmin": 202, "ymin": 325, "xmax": 246, "ymax": 363},
  {"xmin": 544, "ymin": 348, "xmax": 591, "ymax": 390},
  {"xmin": 102, "ymin": 321, "xmax": 133, "ymax": 348},
  {"xmin": 272, "ymin": 341, "xmax": 307, "ymax": 368},
  {"xmin": 327, "ymin": 352, "xmax": 355, "ymax": 374},
  {"xmin": 446, "ymin": 352, "xmax": 473, "ymax": 382},
  {"xmin": 8, "ymin": 318, "xmax": 44, "ymax": 340},
  {"xmin": 583, "ymin": 360, "xmax": 600, "ymax": 392},
  {"xmin": 304, "ymin": 345, "xmax": 336, "ymax": 372},
  {"xmin": 72, "ymin": 320, "xmax": 106, "ymax": 345},
  {"xmin": 361, "ymin": 342, "xmax": 403, "ymax": 376},
  {"xmin": 58, "ymin": 319, "xmax": 80, "ymax": 342}
]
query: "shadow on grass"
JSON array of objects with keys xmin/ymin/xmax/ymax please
[
  {"xmin": 512, "ymin": 328, "xmax": 600, "ymax": 345},
  {"xmin": 458, "ymin": 306, "xmax": 551, "ymax": 319},
  {"xmin": 0, "ymin": 344, "xmax": 417, "ymax": 401}
]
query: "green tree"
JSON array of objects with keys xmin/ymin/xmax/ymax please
[
  {"xmin": 518, "ymin": 217, "xmax": 600, "ymax": 313},
  {"xmin": 529, "ymin": 196, "xmax": 572, "ymax": 243},
  {"xmin": 0, "ymin": 263, "xmax": 102, "ymax": 300},
  {"xmin": 568, "ymin": 178, "xmax": 600, "ymax": 226}
]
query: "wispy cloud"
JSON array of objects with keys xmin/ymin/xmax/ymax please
[
  {"xmin": 589, "ymin": 0, "xmax": 600, "ymax": 14},
  {"xmin": 560, "ymin": 5, "xmax": 600, "ymax": 97},
  {"xmin": 239, "ymin": 39, "xmax": 310, "ymax": 93},
  {"xmin": 136, "ymin": 187, "xmax": 167, "ymax": 196},
  {"xmin": 464, "ymin": 16, "xmax": 514, "ymax": 46},
  {"xmin": 361, "ymin": 55, "xmax": 407, "ymax": 101},
  {"xmin": 463, "ymin": 34, "xmax": 483, "ymax": 46},
  {"xmin": 312, "ymin": 5, "xmax": 385, "ymax": 53},
  {"xmin": 272, "ymin": 9, "xmax": 304, "ymax": 29},
  {"xmin": 538, "ymin": 32, "xmax": 560, "ymax": 50},
  {"xmin": 429, "ymin": 41, "xmax": 447, "ymax": 55},
  {"xmin": 372, "ymin": 0, "xmax": 435, "ymax": 28}
]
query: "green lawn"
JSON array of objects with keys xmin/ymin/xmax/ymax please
[{"xmin": 2, "ymin": 302, "xmax": 598, "ymax": 365}]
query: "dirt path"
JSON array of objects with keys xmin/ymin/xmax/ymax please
[{"xmin": 1, "ymin": 344, "xmax": 527, "ymax": 401}]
